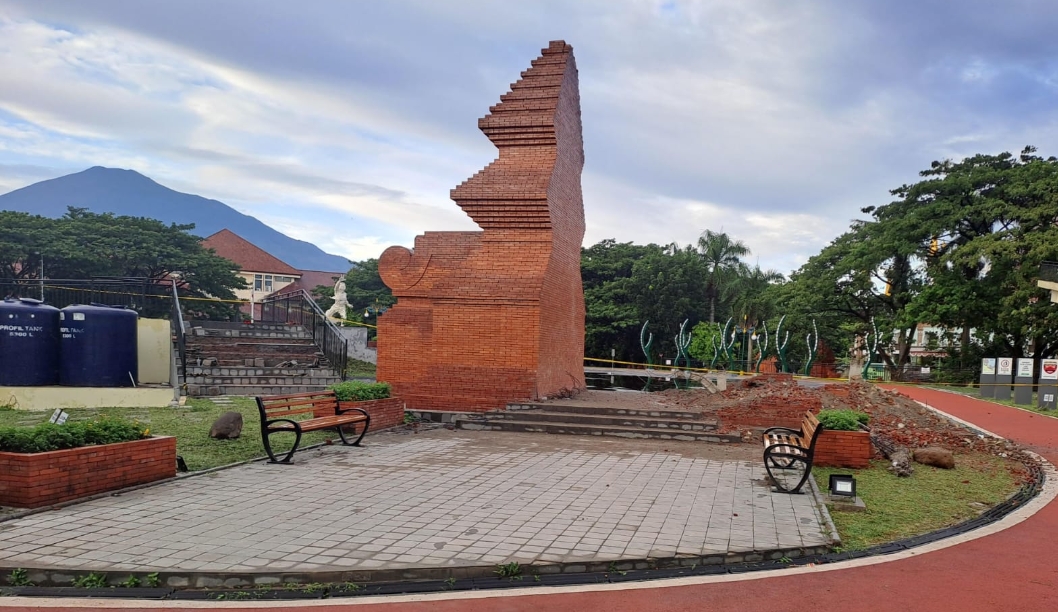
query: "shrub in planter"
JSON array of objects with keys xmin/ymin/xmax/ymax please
[
  {"xmin": 0, "ymin": 416, "xmax": 149, "ymax": 453},
  {"xmin": 815, "ymin": 410, "xmax": 872, "ymax": 469},
  {"xmin": 817, "ymin": 409, "xmax": 869, "ymax": 431},
  {"xmin": 0, "ymin": 417, "xmax": 172, "ymax": 509},
  {"xmin": 330, "ymin": 381, "xmax": 391, "ymax": 401}
]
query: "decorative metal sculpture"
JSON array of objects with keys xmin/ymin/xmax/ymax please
[
  {"xmin": 803, "ymin": 319, "xmax": 819, "ymax": 376},
  {"xmin": 754, "ymin": 320, "xmax": 769, "ymax": 373},
  {"xmin": 775, "ymin": 315, "xmax": 790, "ymax": 373},
  {"xmin": 710, "ymin": 333, "xmax": 721, "ymax": 369},
  {"xmin": 862, "ymin": 317, "xmax": 879, "ymax": 380},
  {"xmin": 640, "ymin": 320, "xmax": 654, "ymax": 391},
  {"xmin": 721, "ymin": 317, "xmax": 735, "ymax": 369},
  {"xmin": 674, "ymin": 319, "xmax": 691, "ymax": 389}
]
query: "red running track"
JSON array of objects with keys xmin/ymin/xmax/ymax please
[{"xmin": 3, "ymin": 387, "xmax": 1057, "ymax": 612}]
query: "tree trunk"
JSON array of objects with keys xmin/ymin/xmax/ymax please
[
  {"xmin": 709, "ymin": 296, "xmax": 716, "ymax": 324},
  {"xmin": 871, "ymin": 430, "xmax": 913, "ymax": 477}
]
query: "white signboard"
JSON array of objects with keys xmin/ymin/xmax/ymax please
[
  {"xmin": 981, "ymin": 358, "xmax": 996, "ymax": 376},
  {"xmin": 1041, "ymin": 359, "xmax": 1058, "ymax": 381},
  {"xmin": 997, "ymin": 358, "xmax": 1014, "ymax": 377},
  {"xmin": 1016, "ymin": 359, "xmax": 1034, "ymax": 379},
  {"xmin": 48, "ymin": 408, "xmax": 69, "ymax": 425}
]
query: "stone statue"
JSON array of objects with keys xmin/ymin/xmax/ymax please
[{"xmin": 325, "ymin": 277, "xmax": 348, "ymax": 324}]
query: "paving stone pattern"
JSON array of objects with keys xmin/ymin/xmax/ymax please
[{"xmin": 0, "ymin": 432, "xmax": 830, "ymax": 573}]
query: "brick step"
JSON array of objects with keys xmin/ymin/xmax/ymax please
[
  {"xmin": 189, "ymin": 334, "xmax": 315, "ymax": 343},
  {"xmin": 186, "ymin": 356, "xmax": 327, "ymax": 368},
  {"xmin": 455, "ymin": 418, "xmax": 741, "ymax": 443},
  {"xmin": 187, "ymin": 383, "xmax": 334, "ymax": 397},
  {"xmin": 506, "ymin": 402, "xmax": 703, "ymax": 420},
  {"xmin": 186, "ymin": 375, "xmax": 342, "ymax": 386},
  {"xmin": 186, "ymin": 340, "xmax": 319, "ymax": 350},
  {"xmin": 185, "ymin": 347, "xmax": 322, "ymax": 360},
  {"xmin": 190, "ymin": 328, "xmax": 313, "ymax": 340},
  {"xmin": 485, "ymin": 410, "xmax": 717, "ymax": 431},
  {"xmin": 191, "ymin": 321, "xmax": 308, "ymax": 333},
  {"xmin": 185, "ymin": 366, "xmax": 341, "ymax": 378}
]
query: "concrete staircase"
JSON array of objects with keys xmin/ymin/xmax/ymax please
[
  {"xmin": 456, "ymin": 402, "xmax": 742, "ymax": 443},
  {"xmin": 182, "ymin": 321, "xmax": 343, "ymax": 396}
]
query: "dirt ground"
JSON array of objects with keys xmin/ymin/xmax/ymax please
[{"xmin": 538, "ymin": 377, "xmax": 1034, "ymax": 481}]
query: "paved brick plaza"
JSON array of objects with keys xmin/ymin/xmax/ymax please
[{"xmin": 0, "ymin": 430, "xmax": 832, "ymax": 573}]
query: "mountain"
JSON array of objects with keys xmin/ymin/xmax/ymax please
[{"xmin": 0, "ymin": 167, "xmax": 352, "ymax": 272}]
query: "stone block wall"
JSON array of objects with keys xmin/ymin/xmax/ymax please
[{"xmin": 377, "ymin": 41, "xmax": 586, "ymax": 412}]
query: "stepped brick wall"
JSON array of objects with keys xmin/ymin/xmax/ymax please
[{"xmin": 378, "ymin": 41, "xmax": 586, "ymax": 412}]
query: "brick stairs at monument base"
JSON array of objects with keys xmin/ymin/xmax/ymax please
[
  {"xmin": 182, "ymin": 321, "xmax": 343, "ymax": 397},
  {"xmin": 455, "ymin": 403, "xmax": 742, "ymax": 443}
]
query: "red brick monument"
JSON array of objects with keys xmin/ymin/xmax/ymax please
[{"xmin": 377, "ymin": 40, "xmax": 586, "ymax": 412}]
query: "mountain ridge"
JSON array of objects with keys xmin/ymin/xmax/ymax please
[{"xmin": 0, "ymin": 167, "xmax": 351, "ymax": 273}]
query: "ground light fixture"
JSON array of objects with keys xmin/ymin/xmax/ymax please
[{"xmin": 829, "ymin": 474, "xmax": 857, "ymax": 497}]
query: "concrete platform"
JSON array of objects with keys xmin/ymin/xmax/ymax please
[
  {"xmin": 0, "ymin": 385, "xmax": 174, "ymax": 410},
  {"xmin": 0, "ymin": 429, "xmax": 833, "ymax": 587}
]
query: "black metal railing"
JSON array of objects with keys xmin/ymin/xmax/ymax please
[
  {"xmin": 0, "ymin": 277, "xmax": 174, "ymax": 318},
  {"xmin": 170, "ymin": 278, "xmax": 188, "ymax": 389},
  {"xmin": 260, "ymin": 289, "xmax": 348, "ymax": 379},
  {"xmin": 1040, "ymin": 261, "xmax": 1058, "ymax": 284}
]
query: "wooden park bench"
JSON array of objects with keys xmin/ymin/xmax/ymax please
[
  {"xmin": 255, "ymin": 390, "xmax": 370, "ymax": 464},
  {"xmin": 762, "ymin": 410, "xmax": 823, "ymax": 494}
]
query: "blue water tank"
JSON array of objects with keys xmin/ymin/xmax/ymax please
[
  {"xmin": 0, "ymin": 298, "xmax": 61, "ymax": 386},
  {"xmin": 59, "ymin": 304, "xmax": 138, "ymax": 387}
]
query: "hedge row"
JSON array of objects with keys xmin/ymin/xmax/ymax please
[
  {"xmin": 329, "ymin": 381, "xmax": 391, "ymax": 402},
  {"xmin": 0, "ymin": 417, "xmax": 149, "ymax": 454}
]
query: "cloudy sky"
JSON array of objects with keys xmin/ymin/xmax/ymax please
[{"xmin": 1, "ymin": 0, "xmax": 1057, "ymax": 273}]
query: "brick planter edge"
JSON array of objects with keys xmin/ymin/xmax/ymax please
[
  {"xmin": 326, "ymin": 397, "xmax": 406, "ymax": 430},
  {"xmin": 814, "ymin": 429, "xmax": 872, "ymax": 469},
  {"xmin": 0, "ymin": 436, "xmax": 177, "ymax": 509}
]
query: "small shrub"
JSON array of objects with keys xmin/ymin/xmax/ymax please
[
  {"xmin": 494, "ymin": 562, "xmax": 522, "ymax": 579},
  {"xmin": 818, "ymin": 409, "xmax": 869, "ymax": 431},
  {"xmin": 329, "ymin": 381, "xmax": 391, "ymax": 402},
  {"xmin": 0, "ymin": 417, "xmax": 149, "ymax": 453},
  {"xmin": 72, "ymin": 573, "xmax": 108, "ymax": 588},
  {"xmin": 145, "ymin": 573, "xmax": 161, "ymax": 588},
  {"xmin": 8, "ymin": 568, "xmax": 32, "ymax": 586},
  {"xmin": 119, "ymin": 575, "xmax": 141, "ymax": 588}
]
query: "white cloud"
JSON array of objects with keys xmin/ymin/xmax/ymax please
[{"xmin": 1, "ymin": 1, "xmax": 1058, "ymax": 273}]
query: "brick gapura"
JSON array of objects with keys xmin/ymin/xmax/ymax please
[{"xmin": 378, "ymin": 41, "xmax": 586, "ymax": 412}]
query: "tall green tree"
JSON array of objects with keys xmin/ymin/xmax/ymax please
[
  {"xmin": 0, "ymin": 208, "xmax": 245, "ymax": 319},
  {"xmin": 697, "ymin": 230, "xmax": 750, "ymax": 323},
  {"xmin": 628, "ymin": 243, "xmax": 708, "ymax": 360},
  {"xmin": 343, "ymin": 258, "xmax": 395, "ymax": 325},
  {"xmin": 581, "ymin": 240, "xmax": 663, "ymax": 360}
]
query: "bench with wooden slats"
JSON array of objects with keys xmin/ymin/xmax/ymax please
[
  {"xmin": 255, "ymin": 390, "xmax": 370, "ymax": 464},
  {"xmin": 762, "ymin": 411, "xmax": 824, "ymax": 493}
]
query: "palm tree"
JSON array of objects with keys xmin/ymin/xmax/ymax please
[
  {"xmin": 697, "ymin": 230, "xmax": 751, "ymax": 323},
  {"xmin": 731, "ymin": 266, "xmax": 785, "ymax": 327}
]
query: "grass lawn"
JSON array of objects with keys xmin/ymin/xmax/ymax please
[
  {"xmin": 813, "ymin": 455, "xmax": 1022, "ymax": 550},
  {"xmin": 0, "ymin": 398, "xmax": 337, "ymax": 472},
  {"xmin": 346, "ymin": 358, "xmax": 376, "ymax": 380}
]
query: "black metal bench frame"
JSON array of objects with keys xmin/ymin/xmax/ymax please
[
  {"xmin": 255, "ymin": 390, "xmax": 370, "ymax": 464},
  {"xmin": 762, "ymin": 411, "xmax": 824, "ymax": 494}
]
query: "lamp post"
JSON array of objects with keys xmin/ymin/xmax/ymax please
[
  {"xmin": 363, "ymin": 299, "xmax": 388, "ymax": 319},
  {"xmin": 35, "ymin": 252, "xmax": 44, "ymax": 301}
]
